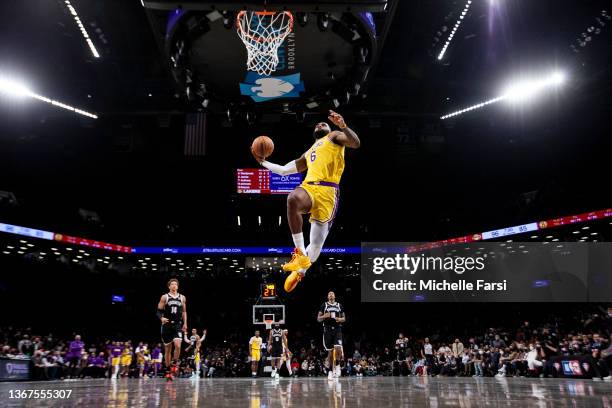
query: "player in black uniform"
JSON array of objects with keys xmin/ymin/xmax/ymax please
[
  {"xmin": 184, "ymin": 328, "xmax": 202, "ymax": 378},
  {"xmin": 156, "ymin": 278, "xmax": 188, "ymax": 380},
  {"xmin": 395, "ymin": 333, "xmax": 408, "ymax": 362},
  {"xmin": 317, "ymin": 291, "xmax": 345, "ymax": 380},
  {"xmin": 267, "ymin": 324, "xmax": 286, "ymax": 380},
  {"xmin": 395, "ymin": 333, "xmax": 410, "ymax": 376}
]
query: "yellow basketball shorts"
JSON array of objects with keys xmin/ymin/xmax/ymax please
[
  {"xmin": 299, "ymin": 182, "xmax": 340, "ymax": 224},
  {"xmin": 121, "ymin": 357, "xmax": 132, "ymax": 366},
  {"xmin": 251, "ymin": 350, "xmax": 261, "ymax": 362},
  {"xmin": 111, "ymin": 357, "xmax": 120, "ymax": 366}
]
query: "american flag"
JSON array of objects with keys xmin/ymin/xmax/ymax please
[{"xmin": 184, "ymin": 112, "xmax": 206, "ymax": 156}]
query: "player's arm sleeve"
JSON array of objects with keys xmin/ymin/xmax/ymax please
[{"xmin": 261, "ymin": 160, "xmax": 298, "ymax": 176}]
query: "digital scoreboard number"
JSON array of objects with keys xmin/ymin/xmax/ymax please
[{"xmin": 262, "ymin": 283, "xmax": 277, "ymax": 299}]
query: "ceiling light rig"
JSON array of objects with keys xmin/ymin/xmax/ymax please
[
  {"xmin": 441, "ymin": 71, "xmax": 566, "ymax": 120},
  {"xmin": 438, "ymin": 0, "xmax": 473, "ymax": 61},
  {"xmin": 0, "ymin": 77, "xmax": 98, "ymax": 119},
  {"xmin": 570, "ymin": 10, "xmax": 610, "ymax": 54},
  {"xmin": 63, "ymin": 0, "xmax": 100, "ymax": 58}
]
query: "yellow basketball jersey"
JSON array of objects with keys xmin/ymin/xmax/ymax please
[
  {"xmin": 250, "ymin": 336, "xmax": 262, "ymax": 351},
  {"xmin": 304, "ymin": 135, "xmax": 345, "ymax": 184}
]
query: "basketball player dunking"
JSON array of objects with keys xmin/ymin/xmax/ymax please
[
  {"xmin": 156, "ymin": 278, "xmax": 187, "ymax": 380},
  {"xmin": 317, "ymin": 291, "xmax": 346, "ymax": 380},
  {"xmin": 251, "ymin": 110, "xmax": 360, "ymax": 292},
  {"xmin": 267, "ymin": 324, "xmax": 286, "ymax": 379}
]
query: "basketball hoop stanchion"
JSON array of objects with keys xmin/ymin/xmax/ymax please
[{"xmin": 236, "ymin": 10, "xmax": 294, "ymax": 76}]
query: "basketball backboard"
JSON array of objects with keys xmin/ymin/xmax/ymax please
[
  {"xmin": 253, "ymin": 304, "xmax": 285, "ymax": 326},
  {"xmin": 142, "ymin": 0, "xmax": 395, "ymax": 116}
]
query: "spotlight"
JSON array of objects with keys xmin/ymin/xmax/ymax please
[
  {"xmin": 317, "ymin": 13, "xmax": 330, "ymax": 31},
  {"xmin": 502, "ymin": 71, "xmax": 565, "ymax": 102},
  {"xmin": 0, "ymin": 76, "xmax": 98, "ymax": 118},
  {"xmin": 441, "ymin": 71, "xmax": 566, "ymax": 120}
]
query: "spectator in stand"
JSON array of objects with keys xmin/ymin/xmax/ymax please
[
  {"xmin": 490, "ymin": 347, "xmax": 501, "ymax": 374},
  {"xmin": 77, "ymin": 350, "xmax": 89, "ymax": 378},
  {"xmin": 151, "ymin": 344, "xmax": 162, "ymax": 378},
  {"xmin": 421, "ymin": 338, "xmax": 434, "ymax": 375},
  {"xmin": 45, "ymin": 350, "xmax": 64, "ymax": 380},
  {"xmin": 461, "ymin": 350, "xmax": 471, "ymax": 376},
  {"xmin": 472, "ymin": 350, "xmax": 483, "ymax": 377},
  {"xmin": 135, "ymin": 342, "xmax": 146, "ymax": 378},
  {"xmin": 18, "ymin": 334, "xmax": 33, "ymax": 357},
  {"xmin": 290, "ymin": 358, "xmax": 299, "ymax": 377},
  {"xmin": 491, "ymin": 334, "xmax": 507, "ymax": 349},
  {"xmin": 525, "ymin": 343, "xmax": 543, "ymax": 376},
  {"xmin": 83, "ymin": 352, "xmax": 107, "ymax": 379},
  {"xmin": 32, "ymin": 350, "xmax": 47, "ymax": 380},
  {"xmin": 452, "ymin": 338, "xmax": 464, "ymax": 369}
]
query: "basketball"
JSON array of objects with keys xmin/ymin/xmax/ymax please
[{"xmin": 252, "ymin": 136, "xmax": 274, "ymax": 159}]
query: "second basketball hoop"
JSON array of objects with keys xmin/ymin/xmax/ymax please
[{"xmin": 236, "ymin": 10, "xmax": 294, "ymax": 76}]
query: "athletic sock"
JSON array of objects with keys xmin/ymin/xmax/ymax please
[
  {"xmin": 298, "ymin": 268, "xmax": 307, "ymax": 276},
  {"xmin": 292, "ymin": 233, "xmax": 306, "ymax": 254}
]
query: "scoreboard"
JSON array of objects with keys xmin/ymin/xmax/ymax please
[
  {"xmin": 237, "ymin": 168, "xmax": 302, "ymax": 194},
  {"xmin": 261, "ymin": 283, "xmax": 277, "ymax": 299}
]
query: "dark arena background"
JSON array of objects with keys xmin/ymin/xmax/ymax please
[{"xmin": 1, "ymin": 0, "xmax": 611, "ymax": 406}]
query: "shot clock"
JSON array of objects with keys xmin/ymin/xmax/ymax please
[{"xmin": 262, "ymin": 283, "xmax": 277, "ymax": 300}]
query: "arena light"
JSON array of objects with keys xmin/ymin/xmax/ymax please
[
  {"xmin": 0, "ymin": 76, "xmax": 98, "ymax": 119},
  {"xmin": 438, "ymin": 0, "xmax": 472, "ymax": 60},
  {"xmin": 441, "ymin": 71, "xmax": 565, "ymax": 120},
  {"xmin": 502, "ymin": 71, "xmax": 565, "ymax": 102},
  {"xmin": 63, "ymin": 0, "xmax": 100, "ymax": 58},
  {"xmin": 440, "ymin": 96, "xmax": 505, "ymax": 119}
]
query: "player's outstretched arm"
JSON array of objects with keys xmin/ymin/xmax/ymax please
[
  {"xmin": 259, "ymin": 155, "xmax": 307, "ymax": 175},
  {"xmin": 251, "ymin": 144, "xmax": 307, "ymax": 175},
  {"xmin": 328, "ymin": 110, "xmax": 360, "ymax": 149}
]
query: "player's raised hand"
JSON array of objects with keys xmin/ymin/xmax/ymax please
[
  {"xmin": 251, "ymin": 146, "xmax": 265, "ymax": 163},
  {"xmin": 328, "ymin": 110, "xmax": 347, "ymax": 129}
]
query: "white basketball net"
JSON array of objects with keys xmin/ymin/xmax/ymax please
[{"xmin": 236, "ymin": 11, "xmax": 294, "ymax": 76}]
